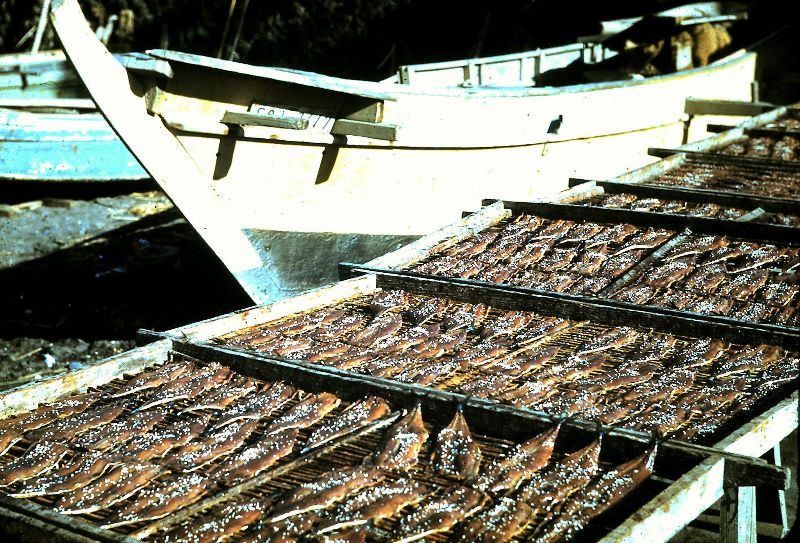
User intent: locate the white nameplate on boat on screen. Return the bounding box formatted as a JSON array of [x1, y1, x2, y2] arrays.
[[249, 102, 334, 131]]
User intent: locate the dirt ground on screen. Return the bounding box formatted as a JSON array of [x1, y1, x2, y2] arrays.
[[0, 182, 251, 391]]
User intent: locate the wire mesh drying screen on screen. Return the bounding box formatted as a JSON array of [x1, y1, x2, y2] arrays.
[[217, 288, 799, 445], [0, 352, 676, 543]]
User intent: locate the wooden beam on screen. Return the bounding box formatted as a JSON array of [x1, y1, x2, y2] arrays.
[[684, 98, 775, 117], [331, 119, 398, 141], [720, 481, 757, 543], [221, 110, 308, 130]]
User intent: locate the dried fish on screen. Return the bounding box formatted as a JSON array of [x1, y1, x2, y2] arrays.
[[117, 414, 210, 462], [263, 392, 341, 435], [532, 445, 657, 543], [55, 462, 162, 515], [74, 409, 165, 451], [135, 363, 232, 411], [711, 345, 782, 379], [269, 467, 385, 523], [458, 373, 516, 399], [0, 441, 70, 486], [170, 419, 258, 472], [450, 339, 513, 369], [392, 486, 488, 543], [476, 424, 560, 493], [371, 404, 429, 472], [513, 317, 571, 344], [214, 382, 296, 429], [112, 360, 195, 397], [182, 374, 259, 412], [500, 379, 554, 408], [625, 334, 677, 364], [453, 496, 533, 543], [238, 513, 318, 543], [667, 339, 725, 370], [393, 357, 461, 386], [316, 479, 428, 534], [348, 313, 403, 347], [26, 403, 127, 443], [643, 257, 696, 289], [719, 269, 771, 300], [442, 303, 490, 332], [10, 450, 113, 498], [406, 296, 451, 325], [665, 235, 728, 261], [432, 408, 482, 481], [102, 472, 210, 528], [369, 290, 408, 317], [163, 498, 268, 543], [214, 428, 299, 483], [303, 396, 391, 452], [482, 346, 560, 376]]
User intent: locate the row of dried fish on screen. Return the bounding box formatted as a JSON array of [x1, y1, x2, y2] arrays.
[[591, 192, 748, 220], [0, 361, 401, 530], [406, 213, 674, 295], [646, 161, 800, 199], [613, 236, 800, 325], [718, 135, 800, 161], [220, 289, 798, 442], [157, 406, 656, 543]]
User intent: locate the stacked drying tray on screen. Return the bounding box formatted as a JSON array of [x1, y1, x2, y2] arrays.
[[149, 106, 798, 541], [0, 339, 788, 543]]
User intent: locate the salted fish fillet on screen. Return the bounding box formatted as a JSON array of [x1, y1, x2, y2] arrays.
[[135, 363, 232, 411], [74, 409, 165, 451], [213, 428, 299, 483], [371, 404, 429, 472], [181, 374, 259, 412], [55, 462, 162, 515], [268, 467, 385, 523], [117, 413, 211, 462], [453, 496, 533, 543], [315, 478, 429, 534], [391, 485, 488, 543], [238, 513, 318, 543], [263, 392, 341, 435], [10, 450, 114, 497], [475, 424, 560, 493], [303, 396, 391, 452], [213, 381, 296, 429], [431, 408, 482, 482], [112, 360, 195, 397], [101, 472, 211, 528], [0, 441, 70, 486], [163, 497, 269, 543], [170, 418, 258, 472]]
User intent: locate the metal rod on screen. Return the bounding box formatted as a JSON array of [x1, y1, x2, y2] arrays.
[[31, 0, 52, 53], [216, 0, 237, 59]]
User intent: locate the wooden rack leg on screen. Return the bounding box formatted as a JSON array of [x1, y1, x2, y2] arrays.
[[720, 482, 757, 543]]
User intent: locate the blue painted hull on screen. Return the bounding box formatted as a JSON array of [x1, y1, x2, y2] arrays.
[[0, 108, 148, 182]]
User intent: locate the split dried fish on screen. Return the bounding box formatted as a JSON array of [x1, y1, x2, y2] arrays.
[[10, 450, 113, 498], [214, 428, 299, 483], [112, 360, 195, 397], [476, 424, 560, 493], [392, 485, 488, 543], [74, 409, 165, 451], [0, 441, 70, 486], [214, 382, 296, 429], [263, 392, 341, 435], [371, 404, 429, 472], [163, 498, 268, 543], [135, 363, 232, 411], [55, 462, 162, 515], [26, 403, 128, 443], [117, 414, 211, 462], [170, 419, 258, 472], [182, 374, 259, 412], [431, 408, 482, 482], [303, 396, 391, 452]]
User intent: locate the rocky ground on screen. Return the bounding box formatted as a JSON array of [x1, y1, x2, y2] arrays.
[[0, 183, 251, 390]]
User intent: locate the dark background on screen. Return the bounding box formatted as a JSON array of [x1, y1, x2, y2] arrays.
[[1, 0, 793, 80]]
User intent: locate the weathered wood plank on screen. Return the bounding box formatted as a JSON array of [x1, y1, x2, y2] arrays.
[[221, 110, 309, 130], [0, 340, 171, 420], [684, 99, 775, 117], [720, 482, 757, 543], [330, 118, 399, 141]]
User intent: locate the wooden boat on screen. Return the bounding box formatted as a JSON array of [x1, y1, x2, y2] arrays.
[[0, 106, 148, 182], [0, 50, 84, 100], [50, 0, 774, 303]]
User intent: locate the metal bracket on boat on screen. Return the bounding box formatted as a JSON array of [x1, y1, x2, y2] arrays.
[[221, 110, 309, 130]]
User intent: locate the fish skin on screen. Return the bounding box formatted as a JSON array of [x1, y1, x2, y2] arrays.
[[315, 478, 428, 534], [318, 529, 366, 543], [453, 496, 534, 543], [482, 345, 560, 376], [182, 374, 259, 413], [441, 303, 491, 333], [369, 289, 408, 317], [213, 428, 299, 483], [74, 409, 166, 451], [475, 424, 560, 493], [162, 497, 269, 543], [392, 486, 488, 543], [101, 472, 211, 528], [0, 441, 70, 486], [214, 382, 296, 429], [55, 462, 162, 515], [268, 467, 385, 523], [432, 408, 482, 482], [532, 444, 657, 543], [303, 396, 391, 452], [169, 418, 258, 472], [348, 313, 404, 347], [458, 373, 516, 399], [135, 363, 232, 411], [407, 296, 451, 325], [513, 317, 571, 344], [117, 414, 211, 462], [112, 360, 195, 398], [25, 403, 128, 443], [10, 450, 114, 498], [371, 404, 429, 472], [263, 392, 341, 435], [667, 339, 725, 370], [575, 327, 639, 355], [238, 513, 318, 543], [393, 357, 462, 386]]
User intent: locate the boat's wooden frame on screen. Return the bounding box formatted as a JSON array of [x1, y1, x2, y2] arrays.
[[49, 0, 777, 304]]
